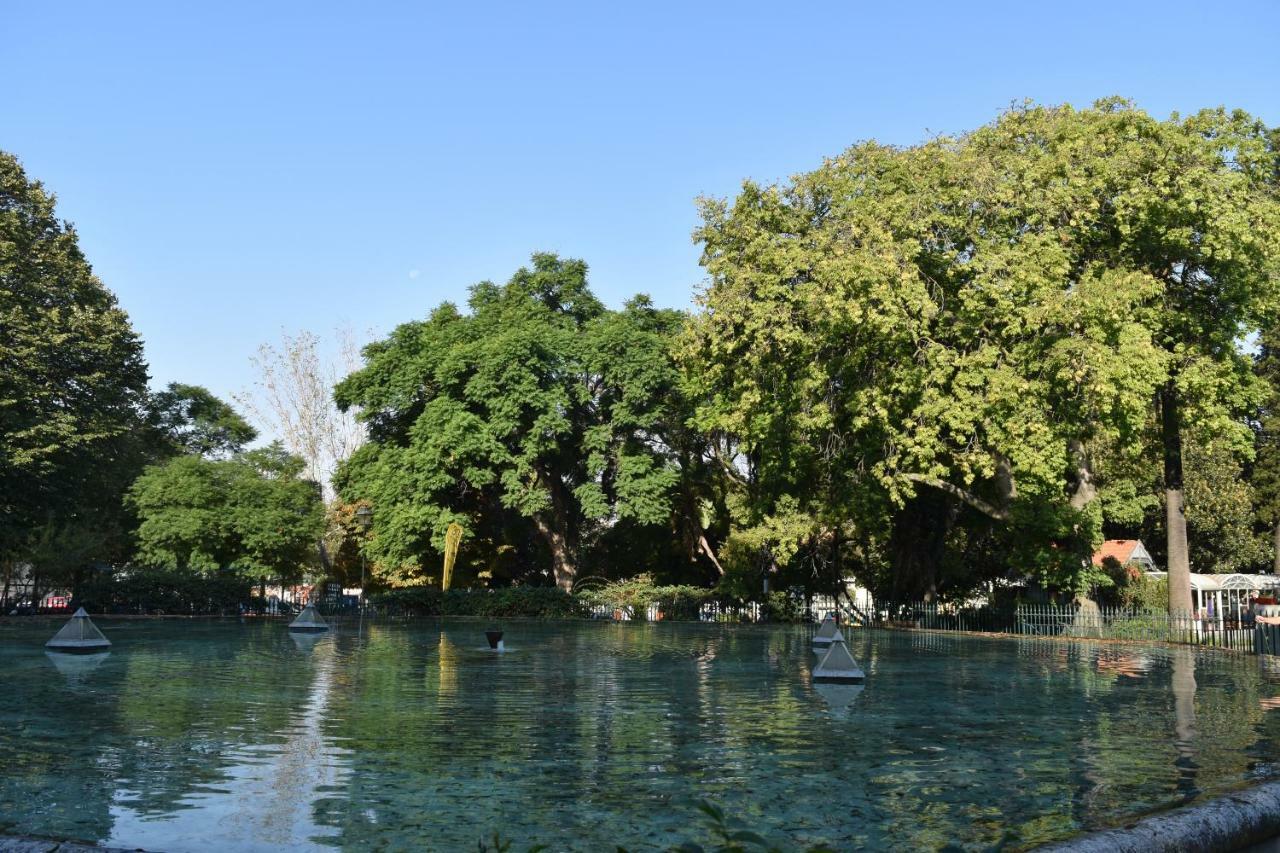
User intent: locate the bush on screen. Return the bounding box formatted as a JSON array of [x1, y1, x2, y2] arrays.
[[576, 574, 714, 620], [371, 586, 587, 619], [759, 591, 806, 623], [78, 566, 253, 615]]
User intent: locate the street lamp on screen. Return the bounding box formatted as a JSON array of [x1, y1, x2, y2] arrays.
[[355, 505, 373, 614]]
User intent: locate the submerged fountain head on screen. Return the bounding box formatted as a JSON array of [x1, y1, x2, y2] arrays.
[[46, 607, 111, 653], [289, 603, 330, 633], [485, 629, 504, 651]]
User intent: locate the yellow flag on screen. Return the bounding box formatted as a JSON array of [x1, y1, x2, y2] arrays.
[[442, 523, 463, 590]]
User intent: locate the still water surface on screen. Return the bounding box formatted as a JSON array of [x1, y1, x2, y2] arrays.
[[2, 619, 1280, 850]]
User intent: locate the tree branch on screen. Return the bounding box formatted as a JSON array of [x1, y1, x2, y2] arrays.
[[698, 533, 726, 576], [903, 473, 1010, 521]]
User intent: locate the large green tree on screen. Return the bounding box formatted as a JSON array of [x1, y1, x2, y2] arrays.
[[689, 100, 1280, 606], [128, 443, 324, 587], [0, 150, 150, 588], [334, 254, 705, 590]]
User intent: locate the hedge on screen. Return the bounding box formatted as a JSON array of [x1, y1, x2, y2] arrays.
[[371, 587, 588, 619], [77, 566, 253, 615]]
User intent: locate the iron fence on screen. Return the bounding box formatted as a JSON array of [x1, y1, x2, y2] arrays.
[[587, 600, 767, 622], [867, 600, 1261, 653]]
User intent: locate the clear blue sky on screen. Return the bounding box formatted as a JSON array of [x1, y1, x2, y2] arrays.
[[4, 1, 1279, 416]]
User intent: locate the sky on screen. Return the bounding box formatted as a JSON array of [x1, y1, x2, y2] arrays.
[[4, 0, 1279, 428]]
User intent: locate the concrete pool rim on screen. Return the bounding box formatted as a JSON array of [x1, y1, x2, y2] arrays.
[[1036, 777, 1280, 852], [5, 779, 1280, 851]]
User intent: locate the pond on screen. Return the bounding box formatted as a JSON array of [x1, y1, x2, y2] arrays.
[[2, 618, 1280, 850]]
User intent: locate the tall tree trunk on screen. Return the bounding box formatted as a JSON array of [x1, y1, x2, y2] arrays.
[[889, 490, 956, 602], [1067, 440, 1102, 632], [533, 514, 576, 591], [1068, 440, 1097, 512], [534, 466, 577, 591], [1272, 521, 1280, 575], [1162, 382, 1193, 614]]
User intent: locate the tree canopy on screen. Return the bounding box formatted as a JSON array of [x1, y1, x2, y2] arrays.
[[150, 382, 258, 458], [0, 151, 150, 571], [335, 254, 706, 590], [687, 99, 1280, 606], [129, 443, 324, 584], [4, 101, 1279, 611]]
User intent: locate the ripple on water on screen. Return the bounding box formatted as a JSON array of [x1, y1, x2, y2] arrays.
[[2, 621, 1280, 850]]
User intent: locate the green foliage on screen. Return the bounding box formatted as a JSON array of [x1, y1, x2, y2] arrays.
[[576, 574, 714, 620], [149, 382, 257, 458], [1095, 557, 1168, 611], [370, 586, 587, 619], [1118, 573, 1170, 614], [1183, 438, 1267, 572], [1253, 330, 1280, 561], [4, 100, 1280, 608], [128, 442, 324, 583], [758, 591, 807, 623], [77, 565, 252, 614], [687, 98, 1280, 598], [0, 150, 150, 567], [335, 254, 703, 590]]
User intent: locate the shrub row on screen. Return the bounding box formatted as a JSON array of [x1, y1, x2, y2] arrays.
[[371, 587, 588, 619], [576, 575, 714, 620], [71, 570, 814, 622], [78, 566, 253, 615]]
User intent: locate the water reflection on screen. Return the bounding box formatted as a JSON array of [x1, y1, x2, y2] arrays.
[[45, 650, 111, 686], [2, 621, 1280, 851], [1172, 646, 1199, 798], [105, 634, 349, 851], [813, 682, 865, 717]]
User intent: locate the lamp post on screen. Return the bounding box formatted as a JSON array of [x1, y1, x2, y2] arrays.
[[355, 505, 373, 617]]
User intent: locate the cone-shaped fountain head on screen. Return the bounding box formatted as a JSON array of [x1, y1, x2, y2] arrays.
[[288, 603, 329, 633], [812, 614, 839, 649], [814, 627, 846, 654], [813, 635, 865, 683], [485, 630, 504, 650], [46, 607, 111, 653]]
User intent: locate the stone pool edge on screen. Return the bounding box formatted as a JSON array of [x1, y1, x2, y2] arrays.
[[1038, 778, 1280, 852], [0, 836, 141, 852], [6, 779, 1280, 853]]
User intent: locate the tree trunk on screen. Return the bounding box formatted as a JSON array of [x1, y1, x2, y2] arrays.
[[1067, 440, 1097, 512], [533, 514, 576, 591], [1162, 382, 1193, 614], [533, 466, 577, 591], [1272, 521, 1280, 575], [889, 490, 956, 602], [1066, 441, 1105, 630]]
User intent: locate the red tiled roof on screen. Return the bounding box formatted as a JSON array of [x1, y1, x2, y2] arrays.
[[1092, 539, 1140, 567]]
